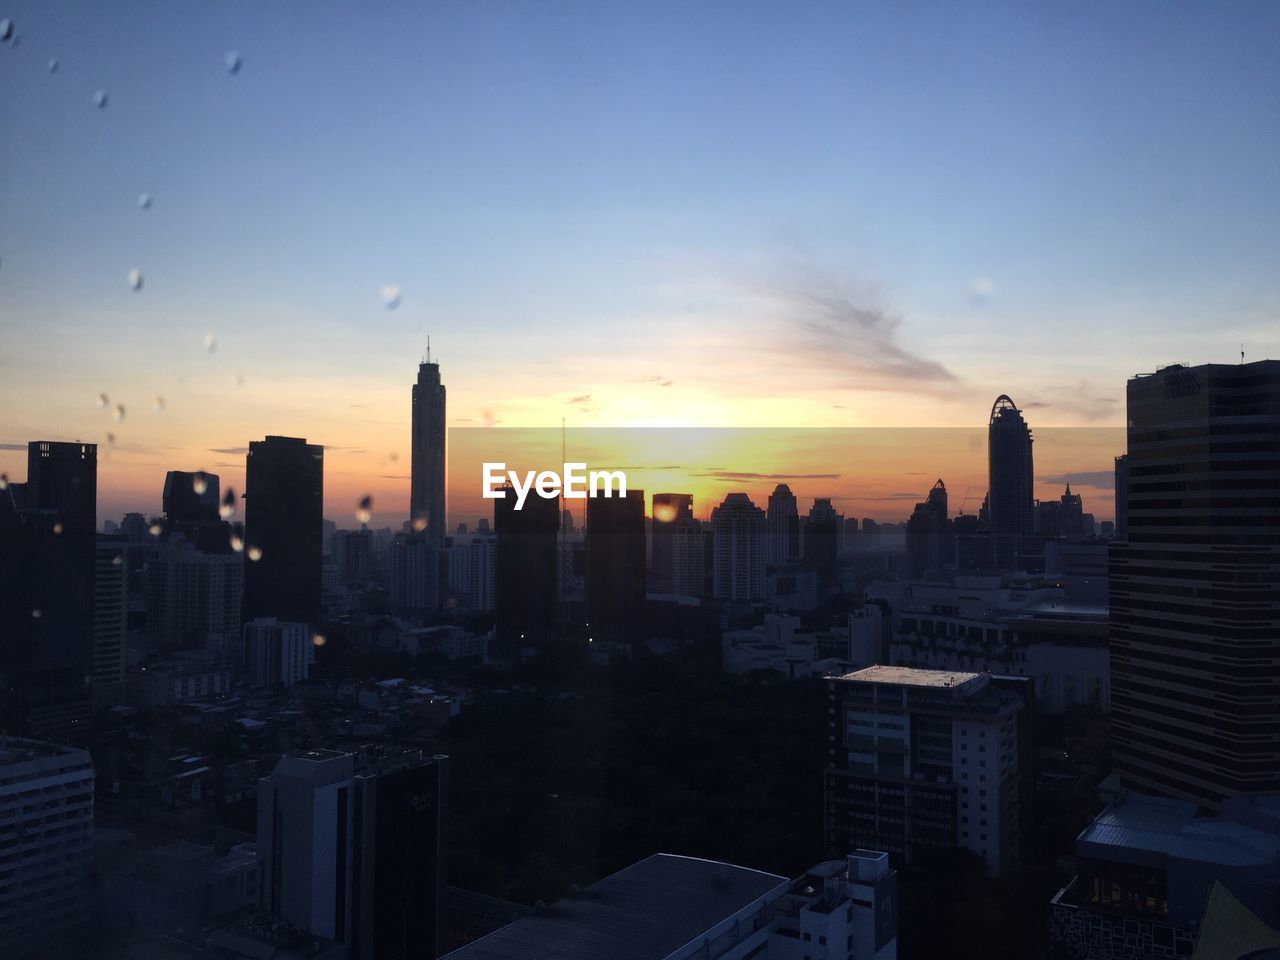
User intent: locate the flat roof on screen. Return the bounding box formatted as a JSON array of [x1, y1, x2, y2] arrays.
[[837, 665, 983, 688], [441, 854, 788, 960], [1079, 794, 1280, 868]]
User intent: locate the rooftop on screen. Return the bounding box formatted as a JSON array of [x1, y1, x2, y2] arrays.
[[836, 665, 983, 688], [441, 853, 788, 960], [1079, 794, 1280, 868]]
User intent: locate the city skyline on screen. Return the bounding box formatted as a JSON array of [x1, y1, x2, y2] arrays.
[[3, 2, 1280, 520]]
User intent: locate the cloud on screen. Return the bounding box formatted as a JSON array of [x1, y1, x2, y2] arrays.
[[635, 376, 674, 387], [1019, 385, 1119, 422], [568, 394, 592, 405], [757, 278, 959, 393], [0, 442, 26, 451], [1041, 470, 1115, 488], [692, 470, 842, 482], [209, 446, 248, 455], [969, 276, 996, 301]]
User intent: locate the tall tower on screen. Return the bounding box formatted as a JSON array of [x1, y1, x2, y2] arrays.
[[765, 483, 800, 565], [711, 492, 766, 603], [1110, 360, 1280, 809], [987, 395, 1034, 570], [411, 358, 446, 541], [243, 436, 324, 626]]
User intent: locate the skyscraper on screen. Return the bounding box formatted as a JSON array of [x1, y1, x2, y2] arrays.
[[987, 395, 1034, 570], [586, 489, 647, 640], [650, 493, 694, 594], [411, 359, 447, 542], [1114, 454, 1129, 540], [711, 492, 766, 603], [258, 747, 449, 959], [0, 441, 96, 739], [92, 535, 128, 705], [1110, 360, 1280, 809], [905, 479, 952, 578], [494, 486, 559, 652], [243, 436, 324, 626], [766, 483, 800, 566], [803, 497, 841, 594]]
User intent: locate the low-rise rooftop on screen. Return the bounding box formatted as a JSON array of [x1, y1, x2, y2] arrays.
[[836, 665, 983, 688]]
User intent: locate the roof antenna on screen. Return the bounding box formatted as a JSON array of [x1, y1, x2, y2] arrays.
[[427, 335, 431, 364], [1241, 344, 1245, 365]]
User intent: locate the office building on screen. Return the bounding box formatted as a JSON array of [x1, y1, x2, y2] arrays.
[[145, 537, 244, 649], [332, 528, 372, 586], [711, 492, 766, 603], [0, 737, 95, 959], [92, 535, 129, 704], [243, 436, 324, 625], [411, 359, 447, 542], [769, 851, 898, 960], [258, 747, 449, 959], [245, 618, 313, 688], [1111, 360, 1280, 810], [650, 493, 694, 594], [804, 498, 841, 594], [766, 483, 801, 566], [905, 479, 952, 578], [0, 441, 96, 739], [988, 395, 1034, 570], [494, 486, 559, 651], [127, 655, 232, 707], [824, 665, 1033, 875], [389, 532, 440, 611], [1114, 454, 1129, 540], [1051, 793, 1280, 960], [586, 488, 646, 640]]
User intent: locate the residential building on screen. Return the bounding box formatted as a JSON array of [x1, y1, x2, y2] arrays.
[[712, 492, 766, 603], [245, 618, 314, 688]]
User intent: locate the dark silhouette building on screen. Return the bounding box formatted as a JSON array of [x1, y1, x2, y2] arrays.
[[766, 483, 800, 566], [1114, 454, 1129, 540], [411, 359, 446, 542], [650, 493, 693, 594], [906, 479, 952, 578], [162, 470, 219, 525], [0, 441, 96, 739], [258, 747, 449, 959], [988, 395, 1034, 570], [494, 486, 559, 652], [586, 489, 646, 641], [1110, 360, 1280, 810], [243, 436, 323, 626], [803, 497, 841, 594]]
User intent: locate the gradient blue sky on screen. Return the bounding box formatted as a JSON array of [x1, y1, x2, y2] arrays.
[[2, 1, 1278, 521]]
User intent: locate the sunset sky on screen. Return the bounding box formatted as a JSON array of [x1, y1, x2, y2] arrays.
[[2, 1, 1277, 526]]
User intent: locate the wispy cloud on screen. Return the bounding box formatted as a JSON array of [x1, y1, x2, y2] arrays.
[[1041, 470, 1115, 488], [568, 394, 592, 405], [692, 469, 841, 482], [0, 443, 26, 451], [755, 277, 959, 393], [209, 446, 248, 455], [1021, 384, 1119, 422]]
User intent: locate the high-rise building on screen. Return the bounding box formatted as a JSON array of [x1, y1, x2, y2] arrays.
[[494, 486, 559, 652], [92, 535, 129, 705], [766, 483, 800, 566], [905, 479, 952, 578], [0, 737, 95, 959], [243, 436, 324, 626], [258, 747, 449, 959], [586, 489, 647, 640], [803, 497, 841, 593], [411, 359, 447, 542], [145, 538, 243, 648], [711, 493, 766, 603], [389, 533, 440, 612], [245, 618, 313, 688], [1113, 454, 1129, 540], [0, 441, 96, 739], [1110, 360, 1280, 809], [162, 469, 219, 525], [987, 395, 1034, 570], [824, 666, 1033, 875], [650, 493, 694, 594]]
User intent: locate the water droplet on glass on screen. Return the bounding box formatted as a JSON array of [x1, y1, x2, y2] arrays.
[[48, 57, 58, 73], [0, 19, 13, 42], [111, 553, 125, 566], [0, 473, 8, 491], [94, 89, 108, 109], [312, 633, 326, 647], [247, 545, 263, 562], [411, 517, 427, 532], [128, 269, 143, 291], [203, 333, 218, 353], [31, 608, 42, 620], [356, 495, 373, 524], [387, 452, 399, 465], [224, 50, 241, 74], [219, 487, 236, 519], [53, 522, 63, 535], [113, 403, 127, 423], [98, 392, 110, 410], [105, 432, 116, 446], [192, 475, 208, 495], [229, 525, 244, 553], [153, 396, 165, 412], [381, 285, 402, 310], [235, 372, 245, 387], [138, 193, 152, 210]]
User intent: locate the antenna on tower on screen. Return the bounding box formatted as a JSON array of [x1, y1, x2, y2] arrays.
[[1241, 344, 1245, 365], [427, 335, 431, 364]]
